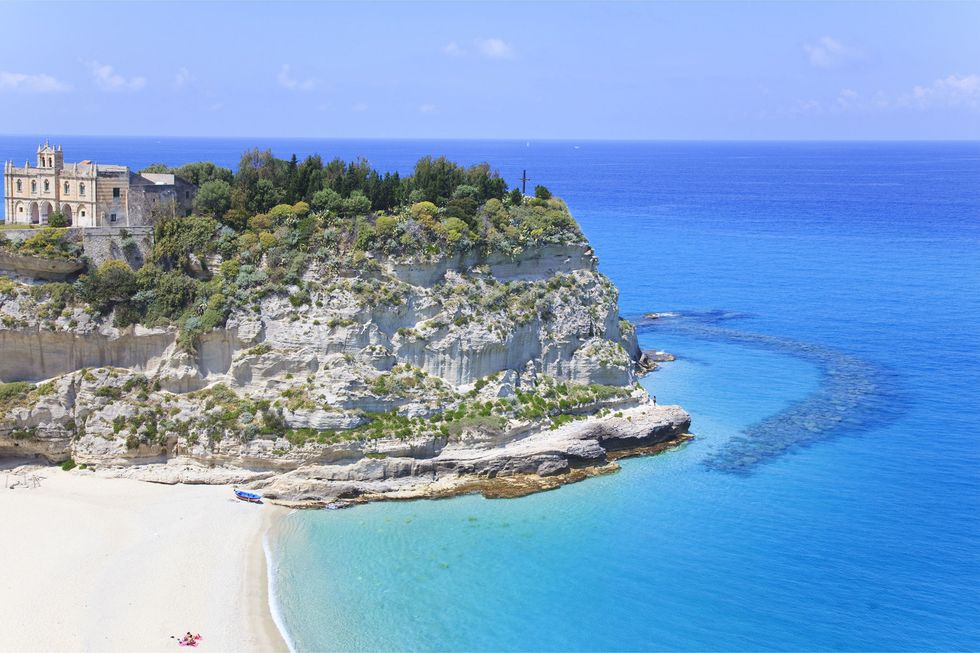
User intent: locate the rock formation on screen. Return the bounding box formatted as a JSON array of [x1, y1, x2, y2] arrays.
[[0, 210, 690, 505]]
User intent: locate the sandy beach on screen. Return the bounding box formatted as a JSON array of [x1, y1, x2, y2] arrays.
[[0, 465, 287, 653]]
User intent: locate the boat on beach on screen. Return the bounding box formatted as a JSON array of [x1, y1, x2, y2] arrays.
[[233, 489, 263, 503]]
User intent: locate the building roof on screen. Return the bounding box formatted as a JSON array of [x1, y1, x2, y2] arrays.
[[140, 173, 176, 185], [96, 164, 129, 174]]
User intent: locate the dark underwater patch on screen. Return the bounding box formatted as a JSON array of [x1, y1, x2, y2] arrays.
[[633, 312, 903, 475]]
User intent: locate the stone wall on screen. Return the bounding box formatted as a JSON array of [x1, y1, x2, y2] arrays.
[[79, 226, 153, 268], [1, 226, 154, 269]]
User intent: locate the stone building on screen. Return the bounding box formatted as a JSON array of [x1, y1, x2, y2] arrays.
[[3, 142, 196, 227]]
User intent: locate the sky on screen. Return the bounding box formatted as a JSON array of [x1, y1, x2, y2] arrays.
[[1, 1, 978, 140]]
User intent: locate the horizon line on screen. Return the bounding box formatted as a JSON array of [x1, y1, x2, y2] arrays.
[[1, 134, 978, 144]]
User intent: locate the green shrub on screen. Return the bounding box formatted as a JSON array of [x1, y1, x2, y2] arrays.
[[60, 458, 77, 471], [47, 211, 69, 228], [0, 381, 33, 404]]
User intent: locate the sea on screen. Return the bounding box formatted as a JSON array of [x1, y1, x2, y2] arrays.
[[2, 138, 978, 651]]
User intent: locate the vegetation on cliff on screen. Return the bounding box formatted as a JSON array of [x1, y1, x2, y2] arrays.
[[27, 151, 578, 351], [0, 228, 83, 261], [0, 150, 655, 467]]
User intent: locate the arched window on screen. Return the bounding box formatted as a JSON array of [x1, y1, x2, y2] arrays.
[[44, 180, 49, 192], [64, 181, 70, 194], [80, 182, 86, 196], [31, 180, 37, 193], [16, 180, 22, 192]]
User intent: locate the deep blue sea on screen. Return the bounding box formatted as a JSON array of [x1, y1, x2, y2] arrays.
[[3, 138, 978, 651]]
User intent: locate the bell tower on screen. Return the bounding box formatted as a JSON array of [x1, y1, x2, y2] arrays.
[[36, 140, 63, 170]]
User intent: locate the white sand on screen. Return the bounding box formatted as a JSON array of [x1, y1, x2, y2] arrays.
[[0, 467, 287, 652]]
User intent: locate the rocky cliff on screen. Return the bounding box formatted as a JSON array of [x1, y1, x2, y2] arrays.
[[0, 215, 689, 505]]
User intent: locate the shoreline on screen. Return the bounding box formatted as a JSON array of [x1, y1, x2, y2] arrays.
[[0, 467, 289, 652], [254, 508, 291, 653], [262, 511, 296, 653]]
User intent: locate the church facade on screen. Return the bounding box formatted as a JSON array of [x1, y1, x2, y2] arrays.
[[3, 142, 196, 227]]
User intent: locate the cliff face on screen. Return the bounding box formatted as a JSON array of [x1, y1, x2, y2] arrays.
[[0, 241, 688, 504]]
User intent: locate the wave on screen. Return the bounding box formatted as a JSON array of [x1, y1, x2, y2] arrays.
[[633, 311, 903, 474]]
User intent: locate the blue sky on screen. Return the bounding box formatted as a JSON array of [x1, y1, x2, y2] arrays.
[[1, 1, 978, 139]]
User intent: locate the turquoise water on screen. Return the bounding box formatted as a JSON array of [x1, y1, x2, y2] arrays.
[[2, 138, 977, 650]]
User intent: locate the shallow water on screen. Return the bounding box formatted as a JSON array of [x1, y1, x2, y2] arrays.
[[265, 141, 980, 652], [3, 138, 977, 650]]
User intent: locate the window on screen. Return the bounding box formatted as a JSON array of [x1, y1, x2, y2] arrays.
[[44, 180, 49, 192], [110, 213, 117, 223], [16, 180, 22, 192], [64, 182, 70, 194], [112, 187, 120, 199], [80, 183, 86, 196], [31, 180, 37, 193], [18, 207, 23, 213], [80, 211, 86, 218]]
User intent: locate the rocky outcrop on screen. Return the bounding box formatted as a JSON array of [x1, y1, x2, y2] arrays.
[[105, 402, 691, 505], [0, 239, 691, 503], [0, 251, 84, 281]]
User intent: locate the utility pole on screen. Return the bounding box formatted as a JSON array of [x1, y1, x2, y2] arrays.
[[519, 170, 531, 195]]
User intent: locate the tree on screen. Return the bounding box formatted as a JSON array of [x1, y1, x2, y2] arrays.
[[285, 153, 300, 203], [412, 156, 465, 204], [193, 180, 232, 218], [297, 155, 324, 200], [250, 179, 284, 214], [465, 163, 507, 201], [153, 216, 221, 267], [221, 208, 249, 231], [149, 270, 198, 321], [79, 260, 137, 312], [311, 188, 343, 213], [534, 185, 552, 200], [174, 162, 233, 187], [508, 188, 523, 205], [47, 211, 69, 228], [140, 163, 173, 174], [452, 185, 480, 201], [340, 191, 372, 217]]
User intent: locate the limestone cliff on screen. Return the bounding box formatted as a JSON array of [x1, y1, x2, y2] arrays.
[[0, 217, 689, 504]]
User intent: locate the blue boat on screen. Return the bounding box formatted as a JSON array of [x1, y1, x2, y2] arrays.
[[234, 488, 263, 503]]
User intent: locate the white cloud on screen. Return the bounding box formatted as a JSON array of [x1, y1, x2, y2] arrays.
[[0, 71, 70, 93], [418, 103, 437, 114], [88, 61, 146, 91], [907, 73, 980, 109], [475, 38, 515, 60], [174, 67, 192, 88], [794, 99, 823, 115], [803, 37, 861, 69], [351, 102, 369, 113], [278, 64, 315, 91], [442, 42, 464, 56], [836, 88, 858, 109], [793, 73, 980, 116]]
